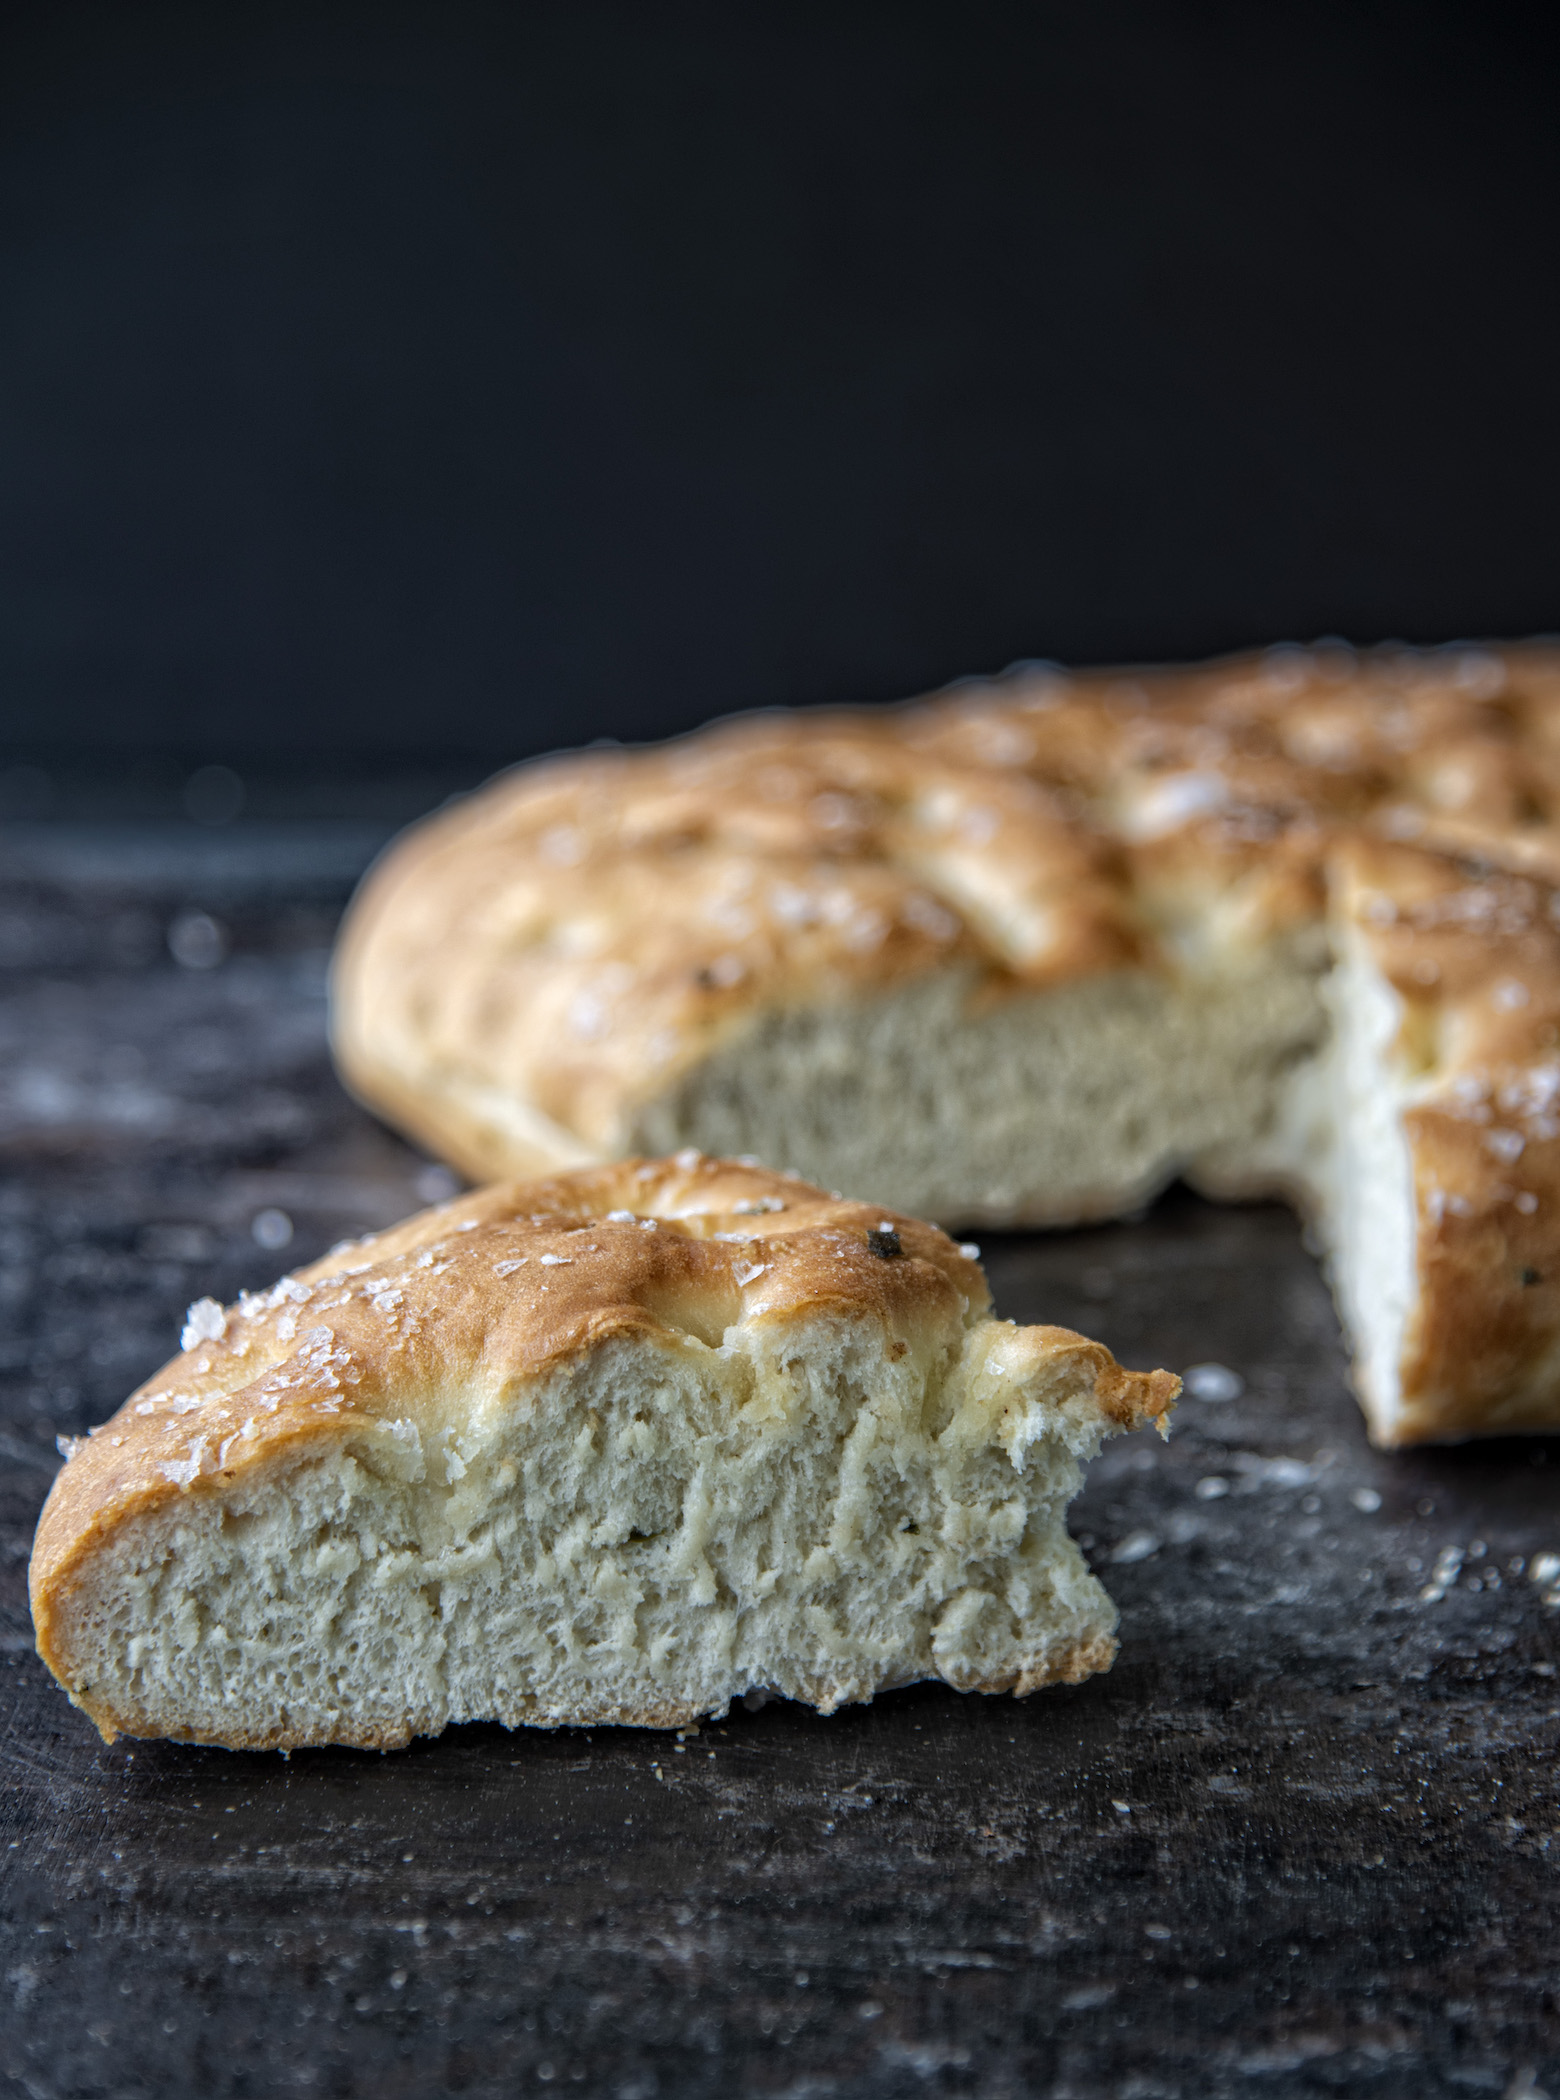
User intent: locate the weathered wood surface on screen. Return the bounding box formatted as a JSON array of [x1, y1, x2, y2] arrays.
[[2, 819, 1558, 2099]]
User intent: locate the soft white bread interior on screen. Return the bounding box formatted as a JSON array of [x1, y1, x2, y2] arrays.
[[1302, 842, 1560, 1445], [30, 1156, 1175, 1751], [631, 946, 1329, 1226], [330, 643, 1560, 1445]]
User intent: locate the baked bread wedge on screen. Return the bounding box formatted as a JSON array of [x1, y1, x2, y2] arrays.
[[30, 1156, 1175, 1751], [330, 642, 1560, 1444]]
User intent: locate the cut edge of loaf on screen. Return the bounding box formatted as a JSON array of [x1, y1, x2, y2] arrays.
[[31, 1155, 1176, 1752], [36, 1317, 1165, 1752], [336, 945, 1334, 1228]]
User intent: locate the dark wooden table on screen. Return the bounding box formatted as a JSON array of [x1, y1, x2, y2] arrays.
[[3, 817, 1559, 2099]]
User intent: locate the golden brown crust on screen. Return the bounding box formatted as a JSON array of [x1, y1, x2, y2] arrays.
[[30, 1157, 985, 1636], [335, 643, 1560, 1173], [1330, 839, 1560, 1442], [331, 641, 1560, 1444], [31, 1155, 1176, 1730]]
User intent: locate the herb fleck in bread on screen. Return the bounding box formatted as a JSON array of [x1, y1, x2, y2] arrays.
[[30, 1156, 1174, 1751]]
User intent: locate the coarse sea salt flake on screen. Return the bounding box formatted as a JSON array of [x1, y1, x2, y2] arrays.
[[181, 1297, 227, 1351], [493, 1259, 528, 1276], [1128, 770, 1228, 841], [733, 1261, 770, 1287], [538, 1253, 572, 1266], [161, 1436, 210, 1489]]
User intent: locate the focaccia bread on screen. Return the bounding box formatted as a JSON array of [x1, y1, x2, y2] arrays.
[[331, 642, 1560, 1445], [30, 1155, 1174, 1751]]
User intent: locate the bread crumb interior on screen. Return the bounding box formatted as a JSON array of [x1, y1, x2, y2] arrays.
[[53, 1314, 1122, 1749]]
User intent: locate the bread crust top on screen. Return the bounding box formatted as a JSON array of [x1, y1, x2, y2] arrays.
[[1331, 838, 1560, 1440], [30, 1156, 1177, 1647], [331, 643, 1560, 1177]]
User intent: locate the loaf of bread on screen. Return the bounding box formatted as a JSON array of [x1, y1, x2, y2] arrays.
[[30, 1156, 1174, 1751], [332, 643, 1560, 1446]]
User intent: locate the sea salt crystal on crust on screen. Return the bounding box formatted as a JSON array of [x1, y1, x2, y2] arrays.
[[181, 1298, 226, 1351], [1127, 770, 1228, 842], [769, 882, 819, 929], [161, 1436, 210, 1489]]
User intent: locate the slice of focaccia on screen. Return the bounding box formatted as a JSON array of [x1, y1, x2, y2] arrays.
[[1310, 840, 1560, 1445], [30, 1156, 1175, 1751], [329, 643, 1560, 1446]]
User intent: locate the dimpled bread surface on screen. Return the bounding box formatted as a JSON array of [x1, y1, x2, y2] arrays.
[[30, 1155, 1175, 1751], [331, 642, 1560, 1444]]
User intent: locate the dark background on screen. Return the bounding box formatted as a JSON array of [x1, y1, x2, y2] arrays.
[[8, 17, 1560, 2092], [2, 0, 1559, 786]]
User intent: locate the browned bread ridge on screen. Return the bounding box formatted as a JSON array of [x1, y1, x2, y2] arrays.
[[331, 642, 1560, 1445], [31, 1156, 1175, 1751]]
